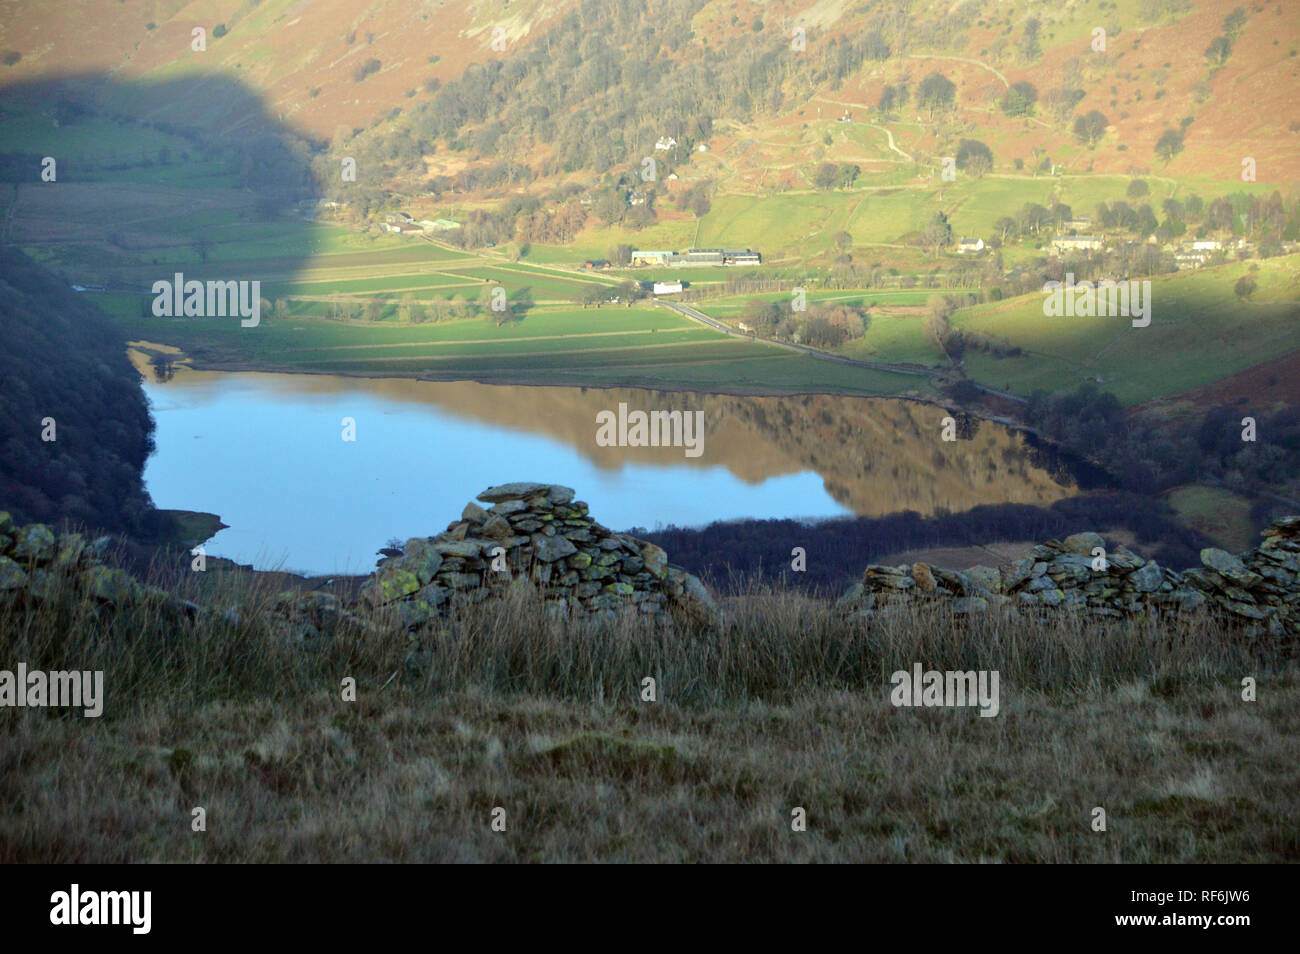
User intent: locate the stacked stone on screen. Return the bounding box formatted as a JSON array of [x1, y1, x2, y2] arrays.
[[838, 560, 1007, 619], [0, 511, 195, 622], [998, 531, 1205, 618], [837, 519, 1300, 643], [1183, 516, 1300, 639], [358, 482, 720, 631], [836, 530, 1206, 623]]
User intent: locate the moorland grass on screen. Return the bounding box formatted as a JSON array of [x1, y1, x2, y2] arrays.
[[1, 555, 1295, 863]]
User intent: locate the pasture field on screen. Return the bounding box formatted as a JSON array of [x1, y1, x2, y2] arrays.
[[697, 191, 858, 254], [694, 289, 949, 367], [263, 273, 480, 297], [442, 264, 612, 300], [517, 220, 699, 263], [698, 289, 940, 313], [106, 296, 936, 396], [627, 173, 1289, 262], [843, 189, 935, 244], [837, 316, 946, 367], [1163, 485, 1257, 552], [16, 100, 1294, 410], [950, 255, 1300, 404], [0, 102, 236, 187]]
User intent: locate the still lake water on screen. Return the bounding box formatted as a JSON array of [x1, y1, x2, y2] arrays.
[[139, 364, 1081, 575]]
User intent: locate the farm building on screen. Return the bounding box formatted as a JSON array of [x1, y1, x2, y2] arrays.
[[653, 281, 683, 295], [682, 248, 763, 266], [1174, 250, 1210, 269], [631, 250, 675, 265], [1050, 235, 1104, 255], [655, 136, 677, 151], [634, 248, 760, 267], [957, 237, 985, 254]]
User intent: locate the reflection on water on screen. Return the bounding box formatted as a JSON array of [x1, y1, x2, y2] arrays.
[[137, 360, 1079, 575]]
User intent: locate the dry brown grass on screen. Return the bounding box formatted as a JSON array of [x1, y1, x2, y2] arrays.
[[1, 565, 1297, 863]]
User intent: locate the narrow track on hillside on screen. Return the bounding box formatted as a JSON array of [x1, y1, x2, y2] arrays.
[[908, 53, 1009, 88]]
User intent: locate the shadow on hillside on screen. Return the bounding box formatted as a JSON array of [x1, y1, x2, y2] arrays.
[[0, 72, 321, 290], [0, 72, 322, 535]]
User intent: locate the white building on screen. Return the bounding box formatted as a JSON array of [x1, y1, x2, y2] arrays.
[[654, 136, 677, 151], [653, 281, 683, 295], [1050, 235, 1105, 255]]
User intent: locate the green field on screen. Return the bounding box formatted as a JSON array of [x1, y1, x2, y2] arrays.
[[950, 256, 1300, 404], [658, 174, 1288, 261], [1164, 485, 1257, 552], [263, 273, 480, 296], [442, 265, 613, 300], [0, 102, 236, 187], [109, 298, 937, 396], [694, 288, 950, 367], [14, 98, 1295, 407], [699, 289, 938, 313]]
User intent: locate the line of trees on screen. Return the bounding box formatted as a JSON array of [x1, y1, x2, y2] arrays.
[[1026, 383, 1300, 504], [738, 298, 868, 348]]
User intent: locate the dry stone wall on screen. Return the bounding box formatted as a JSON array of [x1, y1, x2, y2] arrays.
[[0, 483, 723, 641], [357, 482, 722, 632], [0, 511, 197, 626], [837, 516, 1300, 643]]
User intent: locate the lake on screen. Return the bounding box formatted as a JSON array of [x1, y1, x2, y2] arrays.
[[137, 360, 1082, 575]]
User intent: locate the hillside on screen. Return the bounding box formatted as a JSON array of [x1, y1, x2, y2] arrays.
[[4, 0, 1293, 181], [1, 0, 1296, 543], [0, 248, 158, 533], [1, 0, 1299, 876], [0, 0, 565, 141]]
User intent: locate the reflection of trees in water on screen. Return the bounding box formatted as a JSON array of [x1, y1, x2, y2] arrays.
[[1022, 431, 1113, 490], [955, 412, 979, 441], [150, 353, 177, 383], [699, 391, 1091, 511]]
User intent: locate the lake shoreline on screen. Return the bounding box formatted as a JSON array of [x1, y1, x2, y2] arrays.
[[131, 344, 1099, 575], [128, 339, 1035, 428]]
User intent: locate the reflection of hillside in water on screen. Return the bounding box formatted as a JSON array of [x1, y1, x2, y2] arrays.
[[140, 358, 1077, 518]]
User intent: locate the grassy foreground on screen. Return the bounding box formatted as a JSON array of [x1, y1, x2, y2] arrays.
[[1, 563, 1296, 863]]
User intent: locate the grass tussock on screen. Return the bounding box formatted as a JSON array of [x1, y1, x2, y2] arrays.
[[1, 558, 1297, 863]]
